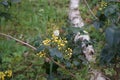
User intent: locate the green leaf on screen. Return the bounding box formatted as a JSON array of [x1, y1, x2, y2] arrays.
[[37, 45, 45, 52], [93, 21, 104, 29], [49, 48, 56, 57], [1, 1, 9, 7], [73, 46, 82, 55], [100, 45, 116, 65], [104, 5, 117, 17], [105, 27, 120, 46], [93, 21, 100, 29], [73, 60, 80, 66], [49, 48, 63, 58], [65, 62, 71, 68]]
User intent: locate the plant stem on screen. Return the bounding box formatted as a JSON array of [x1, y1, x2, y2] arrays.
[[50, 61, 53, 77], [83, 0, 98, 20]]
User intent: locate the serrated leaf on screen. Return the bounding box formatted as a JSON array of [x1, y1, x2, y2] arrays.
[[104, 5, 118, 17], [106, 51, 115, 63], [1, 1, 9, 6], [73, 60, 79, 66], [100, 45, 116, 65], [56, 52, 63, 58], [105, 27, 120, 46], [65, 62, 71, 68], [49, 48, 63, 58], [73, 46, 82, 55], [34, 41, 40, 47], [37, 45, 45, 52], [93, 21, 101, 29], [49, 48, 56, 57], [104, 8, 114, 17]]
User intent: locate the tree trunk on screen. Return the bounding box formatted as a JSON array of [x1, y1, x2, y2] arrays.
[[68, 0, 109, 80], [69, 0, 84, 27], [69, 0, 94, 62]]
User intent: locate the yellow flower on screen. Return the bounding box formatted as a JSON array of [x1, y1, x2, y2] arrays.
[[54, 39, 58, 42], [64, 48, 73, 59], [65, 48, 72, 53], [52, 34, 58, 39], [36, 51, 46, 57], [52, 34, 59, 43], [68, 48, 72, 53], [57, 40, 61, 44], [0, 72, 5, 80], [60, 43, 65, 47], [5, 70, 12, 77], [99, 1, 107, 10], [43, 39, 51, 46], [64, 40, 67, 43]]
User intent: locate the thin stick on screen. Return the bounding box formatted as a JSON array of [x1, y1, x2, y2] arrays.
[[84, 0, 98, 20], [0, 33, 37, 50], [49, 57, 76, 78], [0, 32, 76, 78]]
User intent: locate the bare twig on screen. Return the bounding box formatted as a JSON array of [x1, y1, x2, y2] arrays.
[[49, 57, 76, 78], [83, 0, 98, 20], [0, 32, 76, 78], [0, 33, 37, 50]]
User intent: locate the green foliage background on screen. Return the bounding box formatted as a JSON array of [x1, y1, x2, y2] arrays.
[[0, 0, 120, 80]]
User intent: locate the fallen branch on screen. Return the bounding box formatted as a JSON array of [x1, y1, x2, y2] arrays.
[[0, 33, 37, 50], [49, 56, 76, 78], [0, 32, 76, 78]]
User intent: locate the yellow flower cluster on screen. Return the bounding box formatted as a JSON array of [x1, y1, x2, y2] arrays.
[[99, 1, 107, 11], [52, 34, 67, 50], [42, 34, 70, 59], [5, 70, 12, 77], [0, 70, 12, 80], [52, 34, 59, 42], [36, 51, 46, 57], [65, 48, 73, 59], [42, 34, 67, 50], [0, 72, 5, 80], [43, 39, 51, 46]]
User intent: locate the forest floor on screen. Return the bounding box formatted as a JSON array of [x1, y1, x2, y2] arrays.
[[0, 0, 112, 80]]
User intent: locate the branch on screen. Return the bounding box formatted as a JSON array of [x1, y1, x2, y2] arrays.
[[0, 33, 37, 50], [83, 0, 98, 20], [0, 32, 76, 78], [49, 57, 76, 78]]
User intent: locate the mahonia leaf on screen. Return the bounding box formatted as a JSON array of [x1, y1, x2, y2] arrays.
[[73, 60, 80, 66], [49, 48, 63, 58]]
